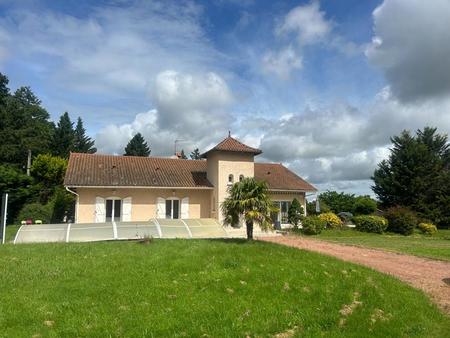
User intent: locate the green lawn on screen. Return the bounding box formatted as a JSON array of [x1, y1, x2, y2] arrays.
[[0, 240, 449, 337], [4, 224, 20, 242], [312, 229, 450, 261]]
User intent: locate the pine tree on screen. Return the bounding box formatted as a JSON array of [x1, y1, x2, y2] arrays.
[[124, 133, 151, 156], [73, 117, 96, 153], [190, 148, 201, 159], [52, 112, 75, 158], [180, 149, 187, 159]]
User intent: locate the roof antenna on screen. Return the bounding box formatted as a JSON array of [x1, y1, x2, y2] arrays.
[[228, 130, 231, 137]]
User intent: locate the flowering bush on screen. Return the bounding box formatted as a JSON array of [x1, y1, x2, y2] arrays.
[[353, 215, 388, 234], [418, 222, 437, 235], [302, 216, 326, 235], [318, 212, 343, 228]]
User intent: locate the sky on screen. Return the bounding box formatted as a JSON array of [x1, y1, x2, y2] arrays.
[[1, 0, 450, 196]]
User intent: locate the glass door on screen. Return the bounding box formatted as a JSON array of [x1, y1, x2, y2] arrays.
[[165, 199, 180, 219], [106, 199, 122, 222]]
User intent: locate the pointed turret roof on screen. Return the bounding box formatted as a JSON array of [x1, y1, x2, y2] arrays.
[[201, 135, 262, 158]]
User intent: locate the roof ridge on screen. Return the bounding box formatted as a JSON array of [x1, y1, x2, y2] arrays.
[[70, 152, 206, 163]]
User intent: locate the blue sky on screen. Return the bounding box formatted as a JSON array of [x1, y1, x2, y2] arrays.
[[1, 0, 450, 196]]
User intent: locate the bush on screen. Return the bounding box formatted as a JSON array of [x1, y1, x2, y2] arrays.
[[318, 212, 343, 229], [353, 196, 377, 215], [384, 207, 418, 235], [17, 203, 53, 224], [353, 215, 388, 234], [288, 198, 304, 228], [302, 216, 326, 235], [418, 222, 437, 235]]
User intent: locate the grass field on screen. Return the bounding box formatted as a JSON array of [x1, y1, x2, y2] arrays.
[[0, 240, 449, 337], [313, 229, 450, 261]]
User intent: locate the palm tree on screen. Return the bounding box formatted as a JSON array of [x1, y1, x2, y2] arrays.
[[221, 177, 276, 240]]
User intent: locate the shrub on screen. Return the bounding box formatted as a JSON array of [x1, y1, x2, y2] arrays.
[[384, 206, 418, 235], [302, 216, 326, 235], [353, 196, 377, 215], [17, 203, 53, 224], [288, 198, 304, 228], [418, 222, 437, 235], [353, 215, 388, 234], [318, 212, 343, 229]]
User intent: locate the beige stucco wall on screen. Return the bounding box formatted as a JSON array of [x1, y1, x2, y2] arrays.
[[76, 187, 212, 223], [206, 152, 255, 222]]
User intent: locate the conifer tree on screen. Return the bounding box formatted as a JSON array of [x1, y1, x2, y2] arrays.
[[124, 133, 151, 156], [190, 148, 201, 159], [52, 112, 75, 158], [73, 117, 96, 153]]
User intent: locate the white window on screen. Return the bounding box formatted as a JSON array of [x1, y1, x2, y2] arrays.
[[165, 198, 180, 219], [106, 198, 122, 222], [228, 174, 234, 185], [239, 174, 244, 182], [271, 201, 291, 224]]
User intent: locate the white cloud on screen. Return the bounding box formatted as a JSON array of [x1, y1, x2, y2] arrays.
[[96, 70, 234, 156], [261, 46, 302, 80], [0, 2, 223, 97], [276, 1, 331, 46], [366, 0, 450, 102]]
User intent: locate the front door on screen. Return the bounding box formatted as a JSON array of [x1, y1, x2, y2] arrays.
[[106, 199, 122, 222], [165, 199, 180, 219]]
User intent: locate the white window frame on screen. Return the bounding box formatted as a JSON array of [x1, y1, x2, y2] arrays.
[[165, 197, 180, 219], [228, 174, 234, 186], [105, 197, 122, 222]]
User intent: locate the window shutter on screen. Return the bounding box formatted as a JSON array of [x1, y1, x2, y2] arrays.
[[181, 197, 189, 219], [122, 197, 132, 222], [95, 197, 106, 223], [156, 197, 166, 218]]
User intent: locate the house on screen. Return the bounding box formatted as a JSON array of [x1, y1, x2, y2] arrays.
[[64, 135, 317, 225]]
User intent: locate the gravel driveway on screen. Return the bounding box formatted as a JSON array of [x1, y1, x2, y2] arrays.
[[260, 235, 450, 315]]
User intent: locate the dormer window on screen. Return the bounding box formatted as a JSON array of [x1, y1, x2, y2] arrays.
[[239, 175, 244, 182], [228, 174, 234, 185]]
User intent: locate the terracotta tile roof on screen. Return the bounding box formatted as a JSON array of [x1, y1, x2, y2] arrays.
[[64, 153, 316, 192], [254, 163, 317, 192], [64, 153, 213, 188], [201, 136, 262, 158]]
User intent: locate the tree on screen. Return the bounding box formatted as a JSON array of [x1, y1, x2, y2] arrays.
[[30, 154, 68, 203], [190, 148, 201, 160], [353, 196, 377, 215], [0, 75, 53, 166], [180, 149, 187, 159], [318, 191, 355, 214], [124, 133, 151, 156], [288, 198, 304, 228], [221, 177, 275, 240], [73, 117, 96, 153], [53, 112, 74, 158], [372, 127, 450, 226], [0, 165, 32, 223]]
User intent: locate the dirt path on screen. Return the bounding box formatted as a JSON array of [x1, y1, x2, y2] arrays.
[[260, 235, 450, 315]]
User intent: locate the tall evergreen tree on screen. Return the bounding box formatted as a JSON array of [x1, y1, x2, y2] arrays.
[[73, 117, 96, 153], [180, 149, 187, 159], [52, 112, 75, 158], [190, 148, 201, 160], [372, 127, 450, 226], [124, 133, 151, 156], [0, 74, 53, 166]]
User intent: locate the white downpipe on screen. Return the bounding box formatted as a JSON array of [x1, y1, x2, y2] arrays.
[[65, 187, 79, 223]]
